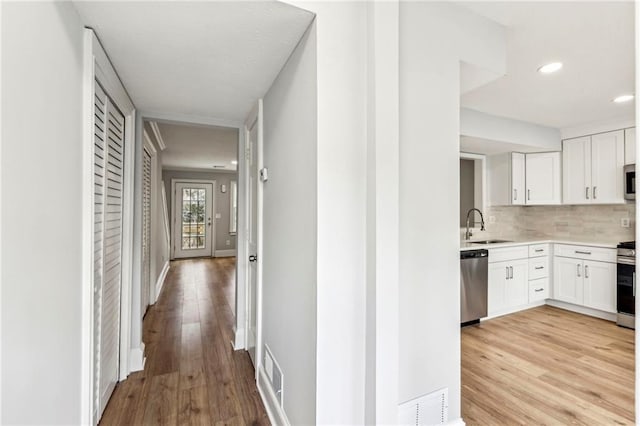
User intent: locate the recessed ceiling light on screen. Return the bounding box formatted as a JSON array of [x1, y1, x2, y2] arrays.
[[537, 62, 563, 74], [613, 94, 634, 103], [231, 160, 238, 165]]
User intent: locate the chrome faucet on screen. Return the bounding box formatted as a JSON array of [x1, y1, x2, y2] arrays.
[[465, 208, 486, 240]]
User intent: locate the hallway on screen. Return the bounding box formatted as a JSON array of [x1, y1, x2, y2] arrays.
[[99, 258, 269, 425]]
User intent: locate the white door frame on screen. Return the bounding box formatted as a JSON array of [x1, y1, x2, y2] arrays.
[[170, 179, 217, 259], [81, 29, 136, 425], [243, 100, 264, 377]]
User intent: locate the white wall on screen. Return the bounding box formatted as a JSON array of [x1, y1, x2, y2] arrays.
[[461, 108, 561, 151], [1, 2, 85, 423], [399, 2, 505, 420], [262, 22, 318, 425], [306, 3, 368, 424]]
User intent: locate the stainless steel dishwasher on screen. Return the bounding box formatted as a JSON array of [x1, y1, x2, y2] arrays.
[[460, 249, 488, 326]]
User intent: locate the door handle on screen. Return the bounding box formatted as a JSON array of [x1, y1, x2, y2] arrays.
[[506, 267, 509, 280], [535, 266, 544, 270], [509, 266, 514, 279], [577, 264, 581, 277], [513, 188, 517, 201], [527, 189, 531, 201], [585, 187, 590, 200], [534, 288, 544, 292], [585, 265, 589, 278], [207, 217, 212, 227], [593, 186, 597, 199], [249, 255, 257, 262]]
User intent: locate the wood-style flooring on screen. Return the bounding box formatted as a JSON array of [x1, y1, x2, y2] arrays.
[[99, 257, 269, 426], [462, 305, 635, 425]]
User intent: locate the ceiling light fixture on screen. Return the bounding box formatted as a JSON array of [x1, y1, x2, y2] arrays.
[[537, 62, 563, 74], [613, 94, 634, 103], [231, 160, 238, 165]]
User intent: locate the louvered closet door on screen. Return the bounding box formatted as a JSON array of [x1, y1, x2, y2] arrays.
[[93, 79, 125, 419], [142, 148, 151, 315]]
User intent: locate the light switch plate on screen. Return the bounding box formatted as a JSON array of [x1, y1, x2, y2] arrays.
[[621, 217, 630, 228], [215, 213, 221, 219]]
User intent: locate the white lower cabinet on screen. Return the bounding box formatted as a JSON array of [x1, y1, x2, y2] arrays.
[[583, 260, 616, 313], [529, 278, 549, 302], [553, 255, 616, 313], [488, 258, 528, 316]]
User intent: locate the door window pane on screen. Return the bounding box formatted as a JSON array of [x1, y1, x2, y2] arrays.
[[181, 186, 207, 250]]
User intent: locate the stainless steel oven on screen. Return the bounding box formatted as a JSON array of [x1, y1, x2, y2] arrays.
[[617, 241, 635, 329], [624, 164, 635, 200]]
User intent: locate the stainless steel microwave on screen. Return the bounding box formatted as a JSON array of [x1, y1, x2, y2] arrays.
[[624, 164, 635, 200]]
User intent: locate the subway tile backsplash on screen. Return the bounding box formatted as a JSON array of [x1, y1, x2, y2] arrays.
[[484, 204, 636, 243]]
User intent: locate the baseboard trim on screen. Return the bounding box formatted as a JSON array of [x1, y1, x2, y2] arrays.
[[448, 417, 466, 425], [545, 299, 616, 322], [233, 326, 245, 350], [155, 261, 170, 301], [215, 249, 237, 257], [257, 365, 290, 426], [129, 343, 145, 372]]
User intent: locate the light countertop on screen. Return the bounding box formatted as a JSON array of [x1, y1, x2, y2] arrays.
[[460, 238, 619, 251]]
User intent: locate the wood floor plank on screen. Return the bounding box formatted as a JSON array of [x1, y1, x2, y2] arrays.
[[99, 258, 268, 425], [462, 305, 635, 425]]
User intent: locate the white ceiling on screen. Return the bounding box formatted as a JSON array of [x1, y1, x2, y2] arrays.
[[73, 1, 314, 123], [149, 121, 238, 172], [460, 1, 635, 129]]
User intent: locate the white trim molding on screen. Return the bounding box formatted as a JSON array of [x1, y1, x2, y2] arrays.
[[215, 249, 237, 257], [233, 326, 245, 350], [257, 365, 291, 426], [148, 121, 167, 151], [129, 343, 146, 372], [155, 261, 170, 303], [447, 418, 467, 426]]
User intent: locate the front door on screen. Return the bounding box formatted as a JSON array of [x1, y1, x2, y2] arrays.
[[173, 182, 214, 258]]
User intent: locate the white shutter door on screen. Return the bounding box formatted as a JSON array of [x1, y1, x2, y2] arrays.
[[93, 81, 107, 423], [93, 78, 125, 420], [142, 148, 152, 315]]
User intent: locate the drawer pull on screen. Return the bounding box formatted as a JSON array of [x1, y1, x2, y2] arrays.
[[534, 266, 544, 270], [534, 249, 544, 252], [534, 288, 544, 292], [575, 250, 592, 255]]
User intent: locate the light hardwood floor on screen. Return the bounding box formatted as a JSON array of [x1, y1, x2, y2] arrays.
[[462, 305, 635, 425], [99, 257, 269, 426]]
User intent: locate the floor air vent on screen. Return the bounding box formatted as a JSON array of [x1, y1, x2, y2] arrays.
[[398, 388, 448, 425], [264, 344, 283, 407]]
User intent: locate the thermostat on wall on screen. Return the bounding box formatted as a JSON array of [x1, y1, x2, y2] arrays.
[[260, 167, 268, 182]]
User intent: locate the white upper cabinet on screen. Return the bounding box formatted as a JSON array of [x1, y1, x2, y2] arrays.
[[562, 130, 624, 204], [488, 151, 561, 206], [625, 127, 636, 165], [562, 136, 591, 204], [525, 152, 561, 205], [590, 130, 624, 203], [511, 152, 526, 205]]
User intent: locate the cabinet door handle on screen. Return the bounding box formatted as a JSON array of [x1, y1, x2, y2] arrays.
[[506, 266, 509, 280], [535, 266, 544, 270], [513, 188, 517, 201], [585, 265, 589, 278], [527, 189, 531, 201], [577, 264, 581, 277], [575, 250, 592, 255], [534, 288, 544, 292], [535, 249, 544, 252], [593, 186, 597, 199], [585, 187, 590, 200], [509, 266, 514, 279]]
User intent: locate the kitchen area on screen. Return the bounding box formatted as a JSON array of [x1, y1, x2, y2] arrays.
[[456, 1, 635, 424]]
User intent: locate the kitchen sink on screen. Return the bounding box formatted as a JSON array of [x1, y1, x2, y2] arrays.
[[468, 239, 512, 244]]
